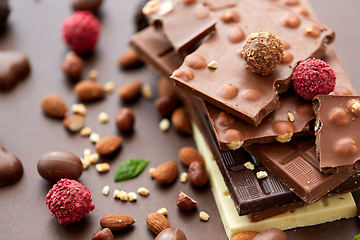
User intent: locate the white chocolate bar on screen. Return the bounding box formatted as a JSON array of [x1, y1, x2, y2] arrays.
[[192, 122, 357, 239]]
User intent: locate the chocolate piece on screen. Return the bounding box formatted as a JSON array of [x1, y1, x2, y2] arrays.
[[155, 228, 187, 240], [171, 0, 335, 126], [313, 95, 360, 173], [144, 0, 216, 53], [37, 151, 83, 182], [201, 0, 237, 11], [0, 145, 23, 186], [0, 0, 10, 31], [0, 51, 30, 91], [71, 0, 103, 13], [242, 30, 284, 75], [253, 228, 288, 240]]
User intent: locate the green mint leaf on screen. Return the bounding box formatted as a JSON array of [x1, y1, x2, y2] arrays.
[[355, 234, 360, 240], [114, 158, 150, 182]]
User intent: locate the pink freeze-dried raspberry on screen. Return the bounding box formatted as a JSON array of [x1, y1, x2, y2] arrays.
[[46, 178, 95, 225], [61, 11, 101, 54], [292, 58, 336, 101]]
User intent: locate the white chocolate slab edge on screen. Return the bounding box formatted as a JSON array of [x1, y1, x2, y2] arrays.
[[191, 122, 357, 239]]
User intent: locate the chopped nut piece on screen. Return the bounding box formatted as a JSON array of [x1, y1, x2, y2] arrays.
[[138, 187, 150, 196], [98, 112, 110, 123], [244, 161, 255, 170], [256, 170, 268, 179], [90, 132, 100, 143], [128, 192, 137, 201], [89, 69, 98, 80], [81, 157, 91, 169], [199, 211, 210, 221], [142, 0, 159, 15], [157, 208, 168, 215], [80, 127, 92, 136], [180, 172, 188, 183], [89, 153, 99, 164], [71, 103, 87, 115], [275, 132, 293, 143], [84, 148, 92, 157], [207, 61, 217, 69], [141, 83, 153, 100], [102, 186, 110, 196], [159, 118, 170, 132], [113, 189, 121, 199], [96, 163, 110, 173], [149, 167, 156, 177], [157, 1, 174, 16], [103, 81, 115, 93], [288, 112, 295, 122], [119, 190, 128, 201]]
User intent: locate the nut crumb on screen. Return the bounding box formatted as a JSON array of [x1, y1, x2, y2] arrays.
[[180, 172, 188, 183], [149, 167, 156, 177], [90, 132, 100, 143], [288, 112, 295, 122], [96, 163, 110, 173], [71, 103, 87, 115], [81, 157, 91, 169], [199, 211, 210, 221], [89, 153, 99, 164], [142, 0, 159, 15], [114, 189, 121, 199], [103, 81, 115, 93], [119, 190, 128, 201], [102, 186, 110, 196], [128, 192, 137, 201], [89, 69, 98, 80], [98, 112, 109, 123], [207, 61, 217, 69], [157, 208, 168, 215], [256, 170, 268, 179], [138, 187, 150, 196], [244, 161, 255, 170], [141, 83, 153, 100], [83, 148, 91, 157], [80, 127, 92, 136], [159, 118, 170, 132]]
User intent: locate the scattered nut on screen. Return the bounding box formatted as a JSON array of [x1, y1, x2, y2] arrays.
[[96, 163, 110, 173], [149, 168, 156, 178], [178, 146, 205, 166], [207, 61, 217, 69], [119, 190, 128, 201], [128, 192, 137, 201], [84, 148, 91, 157], [199, 211, 210, 221], [180, 172, 188, 183], [102, 186, 110, 196], [171, 108, 192, 135], [159, 118, 171, 132], [153, 161, 178, 184], [115, 108, 135, 133], [41, 94, 68, 118], [138, 187, 150, 196], [100, 214, 136, 231], [89, 153, 99, 164], [117, 80, 143, 102], [90, 132, 101, 143], [89, 69, 98, 80], [176, 191, 197, 211], [244, 161, 255, 170], [146, 212, 171, 235], [188, 161, 208, 187], [95, 136, 123, 155], [71, 103, 87, 115], [103, 81, 115, 93], [61, 51, 83, 81], [142, 0, 159, 15], [118, 47, 143, 69], [256, 171, 268, 179], [98, 112, 110, 123], [288, 112, 295, 122], [74, 80, 105, 101], [81, 157, 91, 169], [141, 83, 153, 100], [157, 208, 168, 215], [114, 189, 121, 199], [63, 114, 85, 132], [80, 127, 92, 136], [230, 231, 259, 240], [155, 95, 179, 117], [91, 228, 114, 240]]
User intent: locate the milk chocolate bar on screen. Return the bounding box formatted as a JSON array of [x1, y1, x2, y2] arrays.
[[313, 95, 360, 173], [143, 0, 216, 53], [171, 0, 335, 126]]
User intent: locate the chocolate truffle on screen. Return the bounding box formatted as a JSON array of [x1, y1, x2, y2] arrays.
[[155, 228, 187, 240], [0, 0, 10, 31], [242, 30, 284, 75]]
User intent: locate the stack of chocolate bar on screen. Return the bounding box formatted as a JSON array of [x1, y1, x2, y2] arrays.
[[130, 0, 360, 238]]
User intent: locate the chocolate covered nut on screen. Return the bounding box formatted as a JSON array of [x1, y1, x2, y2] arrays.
[[242, 89, 261, 101], [282, 13, 300, 28], [117, 80, 143, 102], [274, 121, 294, 143], [0, 0, 10, 31], [115, 108, 135, 133], [221, 9, 239, 23], [216, 112, 235, 127], [41, 94, 68, 118], [184, 54, 207, 69], [225, 129, 244, 150], [188, 161, 208, 187], [172, 68, 194, 81], [74, 80, 105, 101], [37, 150, 83, 182], [155, 228, 187, 240], [253, 228, 288, 240], [304, 24, 320, 37], [61, 51, 83, 81], [228, 25, 245, 43], [0, 146, 23, 186], [218, 84, 238, 99], [72, 0, 103, 13], [0, 51, 30, 91], [335, 138, 357, 156], [329, 109, 349, 126]]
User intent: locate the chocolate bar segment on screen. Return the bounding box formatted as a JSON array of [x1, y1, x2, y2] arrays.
[[171, 0, 335, 126], [313, 95, 360, 173]]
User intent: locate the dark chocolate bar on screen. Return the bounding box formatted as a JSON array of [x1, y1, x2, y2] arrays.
[[313, 95, 360, 173], [171, 0, 335, 126]]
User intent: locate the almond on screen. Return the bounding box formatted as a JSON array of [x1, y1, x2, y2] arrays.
[[178, 146, 205, 166], [61, 51, 83, 81], [118, 47, 143, 69], [95, 136, 123, 155], [117, 80, 143, 102], [63, 114, 85, 132], [231, 231, 259, 240], [153, 160, 178, 184], [100, 214, 136, 231], [146, 212, 171, 235], [41, 94, 68, 118], [171, 107, 192, 135], [74, 80, 105, 101], [176, 191, 197, 211]]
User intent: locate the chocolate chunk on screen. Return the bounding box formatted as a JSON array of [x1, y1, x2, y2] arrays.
[[313, 95, 360, 174], [155, 228, 187, 240], [0, 0, 10, 31], [253, 228, 288, 240], [72, 0, 103, 13], [0, 145, 23, 186], [37, 151, 83, 182]]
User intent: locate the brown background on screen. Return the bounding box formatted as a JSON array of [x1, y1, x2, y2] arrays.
[[0, 0, 359, 239]]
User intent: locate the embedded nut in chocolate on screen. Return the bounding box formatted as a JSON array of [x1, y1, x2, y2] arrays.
[[216, 111, 235, 127], [281, 13, 300, 28], [61, 51, 83, 81], [218, 84, 238, 99], [155, 228, 187, 240], [304, 24, 321, 37], [228, 25, 245, 43], [172, 68, 194, 81], [281, 51, 294, 63], [225, 129, 244, 150], [0, 146, 23, 186], [241, 89, 261, 101], [329, 109, 349, 126], [274, 121, 294, 143], [221, 9, 239, 23], [37, 150, 83, 182], [335, 138, 357, 156], [115, 108, 135, 132], [184, 54, 207, 69], [188, 161, 208, 187]]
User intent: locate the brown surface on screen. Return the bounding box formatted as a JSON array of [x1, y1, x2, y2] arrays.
[[0, 1, 359, 240]]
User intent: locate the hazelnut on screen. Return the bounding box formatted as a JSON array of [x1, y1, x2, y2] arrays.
[[155, 95, 179, 117], [91, 228, 114, 240], [188, 161, 208, 187], [61, 51, 83, 81], [176, 191, 197, 211], [115, 108, 135, 133]]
